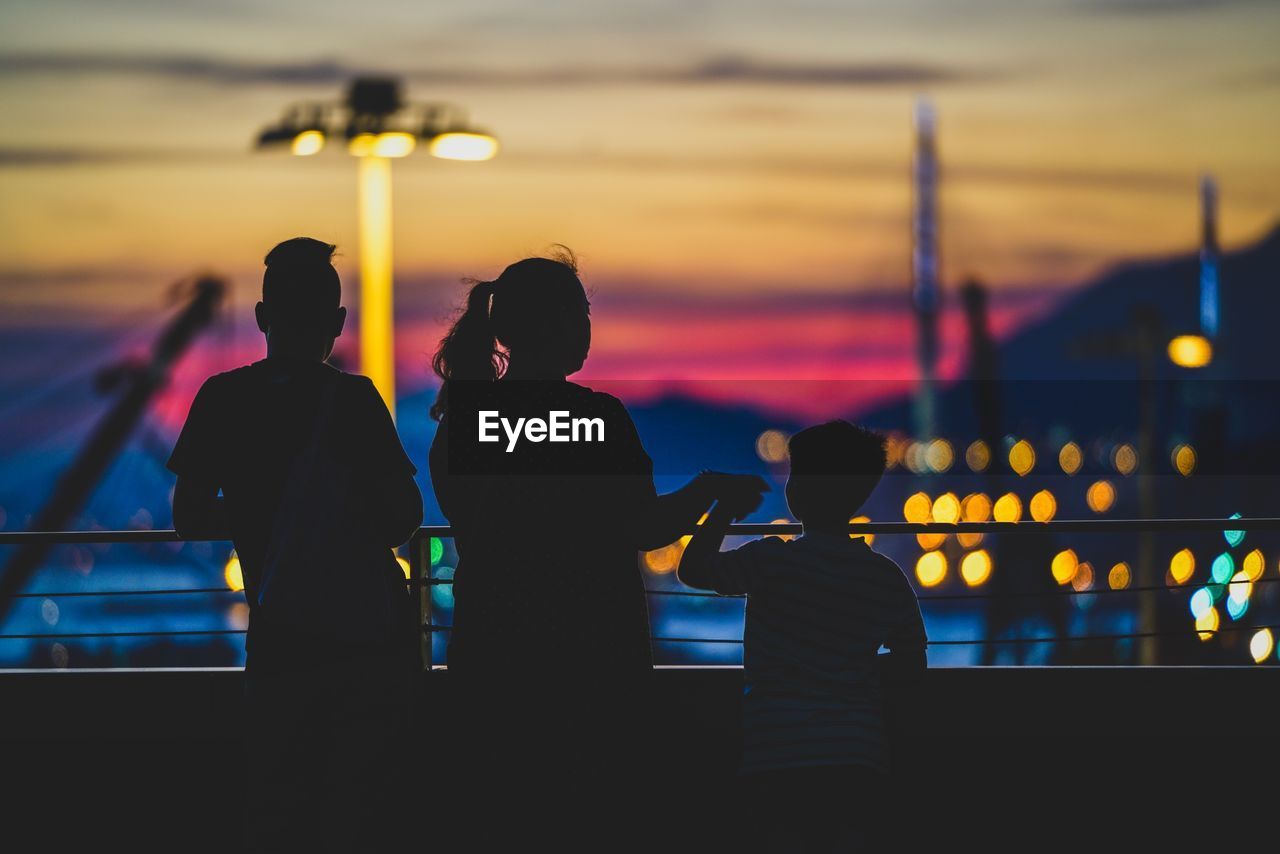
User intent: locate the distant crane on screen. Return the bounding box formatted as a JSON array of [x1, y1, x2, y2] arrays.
[[0, 277, 225, 624]]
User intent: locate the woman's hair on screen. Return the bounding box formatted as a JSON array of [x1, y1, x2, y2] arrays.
[[430, 246, 586, 420]]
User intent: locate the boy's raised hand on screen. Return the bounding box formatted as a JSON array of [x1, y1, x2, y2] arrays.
[[701, 472, 770, 521]]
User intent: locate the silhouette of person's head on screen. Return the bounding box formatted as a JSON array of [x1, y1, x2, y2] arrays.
[[431, 247, 588, 419], [256, 237, 346, 361], [785, 421, 888, 528]]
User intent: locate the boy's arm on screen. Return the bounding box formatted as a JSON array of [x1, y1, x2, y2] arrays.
[[676, 481, 769, 593], [880, 580, 928, 683]]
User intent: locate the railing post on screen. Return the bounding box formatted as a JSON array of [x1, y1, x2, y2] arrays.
[[409, 528, 431, 674]]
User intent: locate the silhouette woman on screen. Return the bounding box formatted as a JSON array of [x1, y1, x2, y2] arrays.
[[429, 249, 734, 672]]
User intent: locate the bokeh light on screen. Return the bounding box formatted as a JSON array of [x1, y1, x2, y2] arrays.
[[1228, 571, 1253, 605], [965, 440, 990, 473], [993, 493, 1023, 523], [915, 551, 947, 587], [1167, 334, 1213, 368], [1189, 588, 1213, 620], [1196, 607, 1219, 641], [1051, 549, 1079, 585], [1242, 549, 1264, 582], [961, 550, 993, 586], [1008, 439, 1036, 476], [925, 439, 954, 473], [1223, 513, 1245, 548], [1210, 552, 1235, 585], [1169, 549, 1195, 585], [1071, 561, 1094, 592], [903, 492, 932, 524], [961, 493, 992, 522], [755, 429, 789, 463], [430, 537, 444, 566], [931, 493, 961, 524], [917, 533, 948, 551], [1250, 629, 1274, 664], [1112, 443, 1137, 476], [1029, 489, 1057, 522], [395, 556, 412, 580], [1172, 444, 1197, 477], [224, 552, 244, 592], [1108, 562, 1131, 590], [1086, 480, 1115, 513], [1058, 441, 1082, 475], [431, 565, 455, 609], [643, 544, 681, 573], [1226, 595, 1248, 621]]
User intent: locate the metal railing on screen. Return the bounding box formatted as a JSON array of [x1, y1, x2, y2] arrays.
[[3, 518, 1279, 669]]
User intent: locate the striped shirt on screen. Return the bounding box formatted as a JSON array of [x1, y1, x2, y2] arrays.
[[703, 532, 926, 775]]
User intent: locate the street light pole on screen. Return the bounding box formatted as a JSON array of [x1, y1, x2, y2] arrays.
[[256, 77, 499, 420], [357, 154, 396, 418]]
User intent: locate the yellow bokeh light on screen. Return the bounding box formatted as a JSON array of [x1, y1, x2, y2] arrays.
[[755, 429, 790, 463], [958, 532, 984, 549], [1169, 549, 1195, 585], [961, 493, 992, 523], [224, 553, 244, 592], [917, 532, 947, 551], [1196, 607, 1219, 641], [993, 493, 1023, 523], [372, 131, 417, 158], [1086, 480, 1115, 513], [1228, 571, 1252, 604], [903, 492, 933, 524], [429, 131, 500, 161], [1008, 439, 1036, 476], [643, 544, 681, 573], [1173, 444, 1197, 477], [903, 442, 928, 474], [965, 440, 990, 472], [961, 549, 993, 586], [1241, 549, 1264, 582], [290, 129, 324, 156], [931, 493, 961, 524], [1250, 629, 1274, 664], [1051, 549, 1079, 585], [1029, 489, 1057, 522], [395, 556, 412, 580], [347, 132, 376, 156], [1168, 334, 1213, 369], [925, 439, 954, 473], [884, 434, 907, 470], [1108, 562, 1131, 590], [1112, 444, 1137, 476], [1071, 561, 1094, 591], [771, 519, 796, 542], [915, 551, 947, 587], [1058, 442, 1082, 475], [849, 515, 874, 546]]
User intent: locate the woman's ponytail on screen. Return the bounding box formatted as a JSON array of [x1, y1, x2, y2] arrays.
[[430, 279, 505, 420]]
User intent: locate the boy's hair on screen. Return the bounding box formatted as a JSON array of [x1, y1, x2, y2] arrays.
[[262, 237, 340, 326], [787, 421, 888, 520]]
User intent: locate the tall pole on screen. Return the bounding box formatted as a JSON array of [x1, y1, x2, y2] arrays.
[[1199, 174, 1220, 340], [912, 98, 940, 440], [358, 155, 396, 420]]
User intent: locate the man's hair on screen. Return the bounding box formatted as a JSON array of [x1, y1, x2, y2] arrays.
[[262, 237, 340, 326], [787, 420, 888, 520]]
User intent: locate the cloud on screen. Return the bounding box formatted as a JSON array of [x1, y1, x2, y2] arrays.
[[1080, 0, 1262, 14], [0, 50, 989, 89]]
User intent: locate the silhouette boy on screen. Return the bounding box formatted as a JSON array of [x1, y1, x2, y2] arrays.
[[678, 420, 926, 852], [168, 237, 422, 849]]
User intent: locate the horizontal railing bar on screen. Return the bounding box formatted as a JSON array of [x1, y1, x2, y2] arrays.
[[2, 518, 1277, 546]]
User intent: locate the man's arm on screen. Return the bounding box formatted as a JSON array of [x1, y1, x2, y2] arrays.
[[172, 476, 229, 539], [675, 501, 737, 591]]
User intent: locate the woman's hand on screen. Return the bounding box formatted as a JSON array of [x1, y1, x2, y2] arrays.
[[700, 472, 770, 521]]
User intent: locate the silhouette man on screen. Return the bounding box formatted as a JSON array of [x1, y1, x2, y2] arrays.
[[168, 237, 422, 850]]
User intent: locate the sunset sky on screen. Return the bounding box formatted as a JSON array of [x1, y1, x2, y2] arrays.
[[2, 0, 1279, 417]]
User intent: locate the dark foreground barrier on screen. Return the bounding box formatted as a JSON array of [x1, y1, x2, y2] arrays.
[[1, 666, 1276, 849]]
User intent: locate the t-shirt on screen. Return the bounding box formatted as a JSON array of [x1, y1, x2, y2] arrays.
[[166, 359, 416, 667], [699, 532, 927, 774], [429, 379, 657, 673]]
